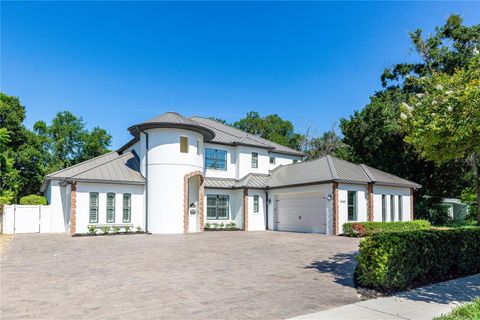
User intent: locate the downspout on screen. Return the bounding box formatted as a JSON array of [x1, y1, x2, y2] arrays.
[[136, 126, 149, 233], [265, 190, 269, 230]]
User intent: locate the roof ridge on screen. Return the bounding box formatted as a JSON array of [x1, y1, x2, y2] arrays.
[[325, 155, 339, 180], [69, 152, 131, 180], [46, 151, 117, 178], [190, 117, 244, 139], [359, 164, 374, 182]]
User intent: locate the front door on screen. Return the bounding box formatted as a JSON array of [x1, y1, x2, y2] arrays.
[[188, 175, 200, 232], [188, 201, 198, 232]]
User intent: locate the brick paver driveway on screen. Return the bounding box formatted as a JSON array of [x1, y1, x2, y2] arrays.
[[1, 231, 361, 319]]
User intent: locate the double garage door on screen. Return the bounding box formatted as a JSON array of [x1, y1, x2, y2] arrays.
[[275, 192, 327, 234]]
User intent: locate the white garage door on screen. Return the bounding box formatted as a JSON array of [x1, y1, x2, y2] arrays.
[[275, 192, 326, 233]]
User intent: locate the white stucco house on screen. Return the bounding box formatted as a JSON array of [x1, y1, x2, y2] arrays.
[[41, 112, 421, 236]]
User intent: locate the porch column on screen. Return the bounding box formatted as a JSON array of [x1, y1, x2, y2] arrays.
[[410, 188, 414, 220], [69, 182, 77, 236], [367, 183, 374, 221], [243, 188, 248, 231], [332, 182, 339, 235]]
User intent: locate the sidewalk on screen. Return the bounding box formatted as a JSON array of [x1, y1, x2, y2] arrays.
[[290, 274, 480, 320]]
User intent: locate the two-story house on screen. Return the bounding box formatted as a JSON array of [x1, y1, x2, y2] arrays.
[[41, 112, 421, 236]]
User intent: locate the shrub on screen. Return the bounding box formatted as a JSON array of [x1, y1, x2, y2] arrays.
[[136, 226, 142, 232], [356, 228, 480, 290], [343, 220, 431, 237], [124, 225, 131, 233], [102, 226, 111, 234], [19, 195, 47, 205], [226, 222, 237, 230], [87, 225, 97, 235], [112, 226, 121, 233], [204, 222, 211, 230]]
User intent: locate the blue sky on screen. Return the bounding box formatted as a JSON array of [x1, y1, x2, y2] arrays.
[[1, 1, 479, 149]]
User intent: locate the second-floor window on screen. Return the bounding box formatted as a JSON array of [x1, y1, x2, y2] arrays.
[[180, 136, 189, 153], [251, 152, 258, 168], [205, 148, 227, 170], [269, 156, 275, 165]]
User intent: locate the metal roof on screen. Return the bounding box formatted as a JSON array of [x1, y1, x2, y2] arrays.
[[204, 177, 237, 189], [267, 157, 334, 188], [128, 112, 215, 141], [41, 151, 145, 191], [360, 164, 422, 188], [189, 116, 305, 156], [235, 173, 269, 189]]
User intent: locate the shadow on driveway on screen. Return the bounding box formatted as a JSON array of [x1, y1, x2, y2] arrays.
[[306, 252, 358, 287]]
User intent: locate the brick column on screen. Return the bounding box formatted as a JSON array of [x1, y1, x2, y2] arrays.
[[367, 183, 374, 221], [410, 188, 414, 221], [332, 182, 339, 235], [243, 188, 248, 231], [69, 182, 77, 236], [199, 178, 205, 231]]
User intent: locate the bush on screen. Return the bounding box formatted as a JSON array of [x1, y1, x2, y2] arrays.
[[356, 228, 480, 290], [101, 226, 111, 234], [87, 225, 97, 235], [19, 195, 47, 205], [343, 220, 431, 237]]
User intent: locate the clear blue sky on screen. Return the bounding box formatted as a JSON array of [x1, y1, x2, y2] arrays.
[[1, 1, 479, 149]]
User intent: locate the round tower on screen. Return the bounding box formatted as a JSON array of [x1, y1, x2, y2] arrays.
[[128, 112, 215, 234]]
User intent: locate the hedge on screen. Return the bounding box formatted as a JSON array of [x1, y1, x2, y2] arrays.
[[19, 195, 47, 205], [356, 228, 480, 290], [343, 220, 431, 237]]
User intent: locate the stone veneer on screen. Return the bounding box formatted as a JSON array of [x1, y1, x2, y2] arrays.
[[332, 182, 339, 235], [183, 171, 205, 233], [367, 183, 374, 221], [69, 182, 77, 236], [243, 188, 248, 231]]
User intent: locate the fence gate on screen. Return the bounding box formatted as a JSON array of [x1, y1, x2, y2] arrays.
[[2, 205, 51, 234]]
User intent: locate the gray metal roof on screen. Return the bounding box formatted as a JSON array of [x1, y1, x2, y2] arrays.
[[360, 164, 421, 188], [128, 112, 215, 141], [41, 151, 145, 191], [235, 173, 269, 189], [190, 116, 305, 156], [266, 155, 421, 189], [204, 177, 237, 189]]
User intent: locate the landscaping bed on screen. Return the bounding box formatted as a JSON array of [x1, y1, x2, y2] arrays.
[[434, 298, 480, 320], [343, 220, 431, 237], [204, 222, 240, 231], [354, 228, 480, 292], [74, 225, 147, 237]]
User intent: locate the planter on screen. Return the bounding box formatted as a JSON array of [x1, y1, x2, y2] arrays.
[[204, 228, 241, 232]]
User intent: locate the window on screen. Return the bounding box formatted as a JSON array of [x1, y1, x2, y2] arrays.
[[180, 136, 188, 153], [398, 196, 403, 221], [347, 191, 357, 221], [205, 148, 227, 170], [107, 193, 115, 223], [390, 195, 395, 221], [89, 192, 99, 223], [197, 139, 201, 155], [382, 195, 387, 222], [253, 195, 259, 213], [293, 159, 298, 164], [206, 195, 229, 220], [251, 152, 258, 168], [123, 193, 131, 223], [269, 156, 275, 165]]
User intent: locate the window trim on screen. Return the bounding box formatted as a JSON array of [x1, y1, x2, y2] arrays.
[[123, 193, 131, 223], [106, 192, 116, 223], [347, 191, 357, 221], [89, 192, 99, 223], [253, 195, 259, 213], [206, 194, 230, 220], [251, 152, 258, 168], [180, 136, 189, 153], [205, 148, 227, 171]]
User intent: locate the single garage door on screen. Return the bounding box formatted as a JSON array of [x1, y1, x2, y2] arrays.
[[275, 192, 326, 233]]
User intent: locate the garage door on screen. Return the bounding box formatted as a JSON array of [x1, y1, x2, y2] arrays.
[[275, 192, 326, 233]]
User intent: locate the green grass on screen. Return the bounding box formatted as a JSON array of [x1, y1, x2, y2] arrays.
[[434, 298, 480, 320]]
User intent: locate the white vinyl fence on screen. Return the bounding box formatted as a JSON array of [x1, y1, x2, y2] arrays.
[[2, 205, 64, 234]]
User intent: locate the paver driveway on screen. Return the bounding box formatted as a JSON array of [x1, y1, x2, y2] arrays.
[[1, 231, 361, 319]]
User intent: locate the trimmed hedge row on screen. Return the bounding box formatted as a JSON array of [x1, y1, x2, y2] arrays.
[[343, 220, 431, 237], [356, 228, 480, 290]]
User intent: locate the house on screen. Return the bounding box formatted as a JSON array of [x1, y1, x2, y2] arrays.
[[41, 112, 421, 236]]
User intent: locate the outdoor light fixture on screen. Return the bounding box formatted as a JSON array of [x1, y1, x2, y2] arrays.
[[327, 194, 332, 201]]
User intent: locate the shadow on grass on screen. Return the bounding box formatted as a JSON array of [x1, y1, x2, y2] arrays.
[[306, 252, 358, 287]]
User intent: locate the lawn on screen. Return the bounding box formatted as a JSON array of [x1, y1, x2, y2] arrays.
[[434, 298, 480, 320]]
